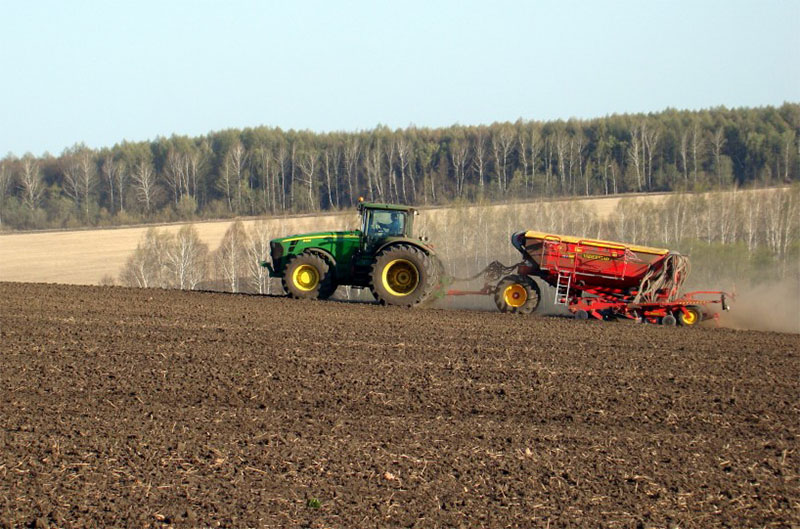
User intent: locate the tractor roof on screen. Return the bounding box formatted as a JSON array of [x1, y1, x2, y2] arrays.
[[358, 202, 417, 213]]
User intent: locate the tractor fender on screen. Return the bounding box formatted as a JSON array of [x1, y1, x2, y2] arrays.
[[305, 247, 337, 267], [374, 239, 435, 258]]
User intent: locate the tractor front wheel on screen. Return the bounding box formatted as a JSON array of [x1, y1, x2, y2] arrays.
[[494, 275, 540, 314], [283, 252, 336, 300], [370, 245, 432, 306]]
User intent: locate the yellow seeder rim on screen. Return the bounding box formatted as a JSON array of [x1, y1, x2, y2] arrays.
[[524, 230, 669, 256]]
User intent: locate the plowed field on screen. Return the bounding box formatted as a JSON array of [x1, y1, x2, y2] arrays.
[[1, 282, 798, 528]]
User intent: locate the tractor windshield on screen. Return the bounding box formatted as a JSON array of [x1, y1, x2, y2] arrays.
[[366, 210, 406, 238]]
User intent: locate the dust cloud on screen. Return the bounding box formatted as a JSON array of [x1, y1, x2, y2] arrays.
[[718, 279, 800, 334]]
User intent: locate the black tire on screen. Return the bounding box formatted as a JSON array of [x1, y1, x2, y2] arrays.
[[308, 251, 338, 300], [661, 314, 677, 326], [677, 306, 702, 326], [494, 275, 540, 314], [370, 244, 433, 306], [574, 309, 589, 320], [421, 254, 448, 305], [282, 252, 336, 300]]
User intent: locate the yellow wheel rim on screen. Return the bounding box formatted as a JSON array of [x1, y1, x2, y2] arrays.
[[382, 259, 419, 297], [681, 309, 698, 325], [503, 284, 527, 308], [292, 264, 319, 291]]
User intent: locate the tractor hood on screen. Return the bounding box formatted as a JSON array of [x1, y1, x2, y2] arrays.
[[266, 230, 362, 277], [271, 230, 361, 245]]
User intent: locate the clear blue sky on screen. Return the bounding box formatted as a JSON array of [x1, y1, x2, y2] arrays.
[[2, 0, 798, 156]]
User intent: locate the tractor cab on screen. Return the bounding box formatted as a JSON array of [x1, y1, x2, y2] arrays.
[[357, 202, 416, 248]]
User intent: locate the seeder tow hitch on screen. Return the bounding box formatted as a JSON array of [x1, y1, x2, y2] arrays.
[[444, 261, 524, 297]]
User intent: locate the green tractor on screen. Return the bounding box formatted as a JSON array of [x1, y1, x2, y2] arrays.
[[261, 202, 441, 306]]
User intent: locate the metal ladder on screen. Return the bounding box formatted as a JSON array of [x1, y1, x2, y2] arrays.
[[554, 270, 572, 305]]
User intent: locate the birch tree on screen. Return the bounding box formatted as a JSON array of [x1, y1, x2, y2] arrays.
[[471, 130, 488, 195], [742, 192, 761, 252], [253, 145, 272, 213], [246, 221, 272, 294], [227, 142, 248, 213], [491, 126, 514, 195], [691, 122, 703, 183], [119, 227, 173, 288], [573, 131, 587, 195], [133, 159, 157, 213], [344, 138, 359, 206], [322, 147, 337, 209], [395, 137, 411, 202], [763, 188, 799, 261], [78, 150, 96, 220], [115, 160, 127, 213], [529, 126, 542, 193], [450, 138, 469, 198], [275, 144, 289, 211], [187, 146, 204, 201], [555, 132, 569, 193], [62, 149, 96, 220], [101, 156, 118, 214], [18, 154, 43, 210], [218, 162, 233, 211], [679, 129, 690, 184], [296, 150, 317, 210], [63, 162, 83, 211], [164, 149, 187, 206], [627, 125, 643, 191], [215, 220, 247, 293], [167, 224, 208, 290], [780, 130, 796, 182], [289, 141, 296, 209], [383, 139, 397, 203], [643, 124, 659, 190], [0, 158, 11, 226], [364, 142, 382, 201], [517, 128, 529, 193], [711, 127, 727, 187]]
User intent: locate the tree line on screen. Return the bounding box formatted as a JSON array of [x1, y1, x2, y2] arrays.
[[2, 104, 798, 231], [118, 188, 799, 295]]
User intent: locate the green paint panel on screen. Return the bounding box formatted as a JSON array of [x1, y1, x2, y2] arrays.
[[270, 230, 362, 281]]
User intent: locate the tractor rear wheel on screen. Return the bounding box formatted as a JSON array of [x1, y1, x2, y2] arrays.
[[494, 275, 540, 314], [421, 254, 448, 305], [678, 306, 702, 326], [283, 252, 336, 300], [370, 244, 433, 306]]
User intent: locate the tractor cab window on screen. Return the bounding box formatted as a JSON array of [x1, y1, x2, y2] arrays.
[[366, 210, 406, 238]]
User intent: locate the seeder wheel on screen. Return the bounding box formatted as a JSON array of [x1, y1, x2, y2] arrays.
[[574, 310, 589, 320], [661, 314, 677, 326], [678, 306, 702, 326], [494, 275, 540, 314]]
